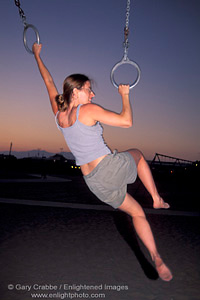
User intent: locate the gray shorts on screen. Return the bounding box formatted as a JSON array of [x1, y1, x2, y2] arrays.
[[83, 150, 137, 209]]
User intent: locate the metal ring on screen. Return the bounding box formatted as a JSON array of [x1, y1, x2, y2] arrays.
[[23, 24, 40, 54], [110, 58, 141, 89]]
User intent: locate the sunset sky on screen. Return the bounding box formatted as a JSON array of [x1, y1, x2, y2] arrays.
[[0, 0, 199, 161]]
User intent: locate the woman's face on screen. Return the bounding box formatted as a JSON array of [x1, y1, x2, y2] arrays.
[[77, 81, 95, 104]]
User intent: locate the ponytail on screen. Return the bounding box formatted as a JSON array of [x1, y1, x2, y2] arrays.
[[56, 74, 90, 111], [55, 94, 68, 112]]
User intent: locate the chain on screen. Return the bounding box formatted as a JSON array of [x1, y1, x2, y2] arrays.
[[14, 0, 41, 54], [125, 0, 130, 30], [123, 0, 131, 59], [14, 0, 27, 27]]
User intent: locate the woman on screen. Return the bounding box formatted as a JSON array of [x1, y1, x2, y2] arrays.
[[33, 43, 172, 281]]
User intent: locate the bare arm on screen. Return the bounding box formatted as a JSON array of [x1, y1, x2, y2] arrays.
[[85, 85, 133, 128], [32, 43, 58, 115]]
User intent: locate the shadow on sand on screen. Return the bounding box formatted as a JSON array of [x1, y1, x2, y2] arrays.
[[113, 211, 159, 280]]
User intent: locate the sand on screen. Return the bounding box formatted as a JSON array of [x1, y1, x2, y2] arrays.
[[0, 203, 199, 300], [0, 175, 199, 299]]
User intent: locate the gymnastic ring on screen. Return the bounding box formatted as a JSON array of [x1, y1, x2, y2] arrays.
[[110, 58, 141, 89], [23, 24, 40, 54]]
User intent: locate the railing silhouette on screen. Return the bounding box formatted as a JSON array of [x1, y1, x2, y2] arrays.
[[150, 153, 193, 168], [128, 153, 195, 202]]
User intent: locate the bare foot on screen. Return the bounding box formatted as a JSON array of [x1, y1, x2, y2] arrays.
[[154, 256, 173, 282], [153, 196, 170, 209]]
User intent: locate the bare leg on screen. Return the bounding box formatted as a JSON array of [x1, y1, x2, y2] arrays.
[[127, 149, 170, 209], [118, 193, 173, 281]]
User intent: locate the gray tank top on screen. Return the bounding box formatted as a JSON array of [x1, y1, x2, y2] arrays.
[[55, 104, 111, 166]]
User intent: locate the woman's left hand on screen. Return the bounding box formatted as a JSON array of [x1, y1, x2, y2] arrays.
[[32, 43, 42, 56]]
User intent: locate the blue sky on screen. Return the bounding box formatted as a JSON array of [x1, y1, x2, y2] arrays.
[[0, 0, 200, 161]]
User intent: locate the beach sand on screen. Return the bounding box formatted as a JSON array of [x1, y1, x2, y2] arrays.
[[0, 173, 199, 299], [0, 202, 199, 300]]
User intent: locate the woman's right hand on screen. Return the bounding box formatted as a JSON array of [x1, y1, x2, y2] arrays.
[[118, 84, 130, 96], [32, 43, 42, 57]]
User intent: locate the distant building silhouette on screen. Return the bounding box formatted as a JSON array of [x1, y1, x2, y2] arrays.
[[48, 154, 67, 162]]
